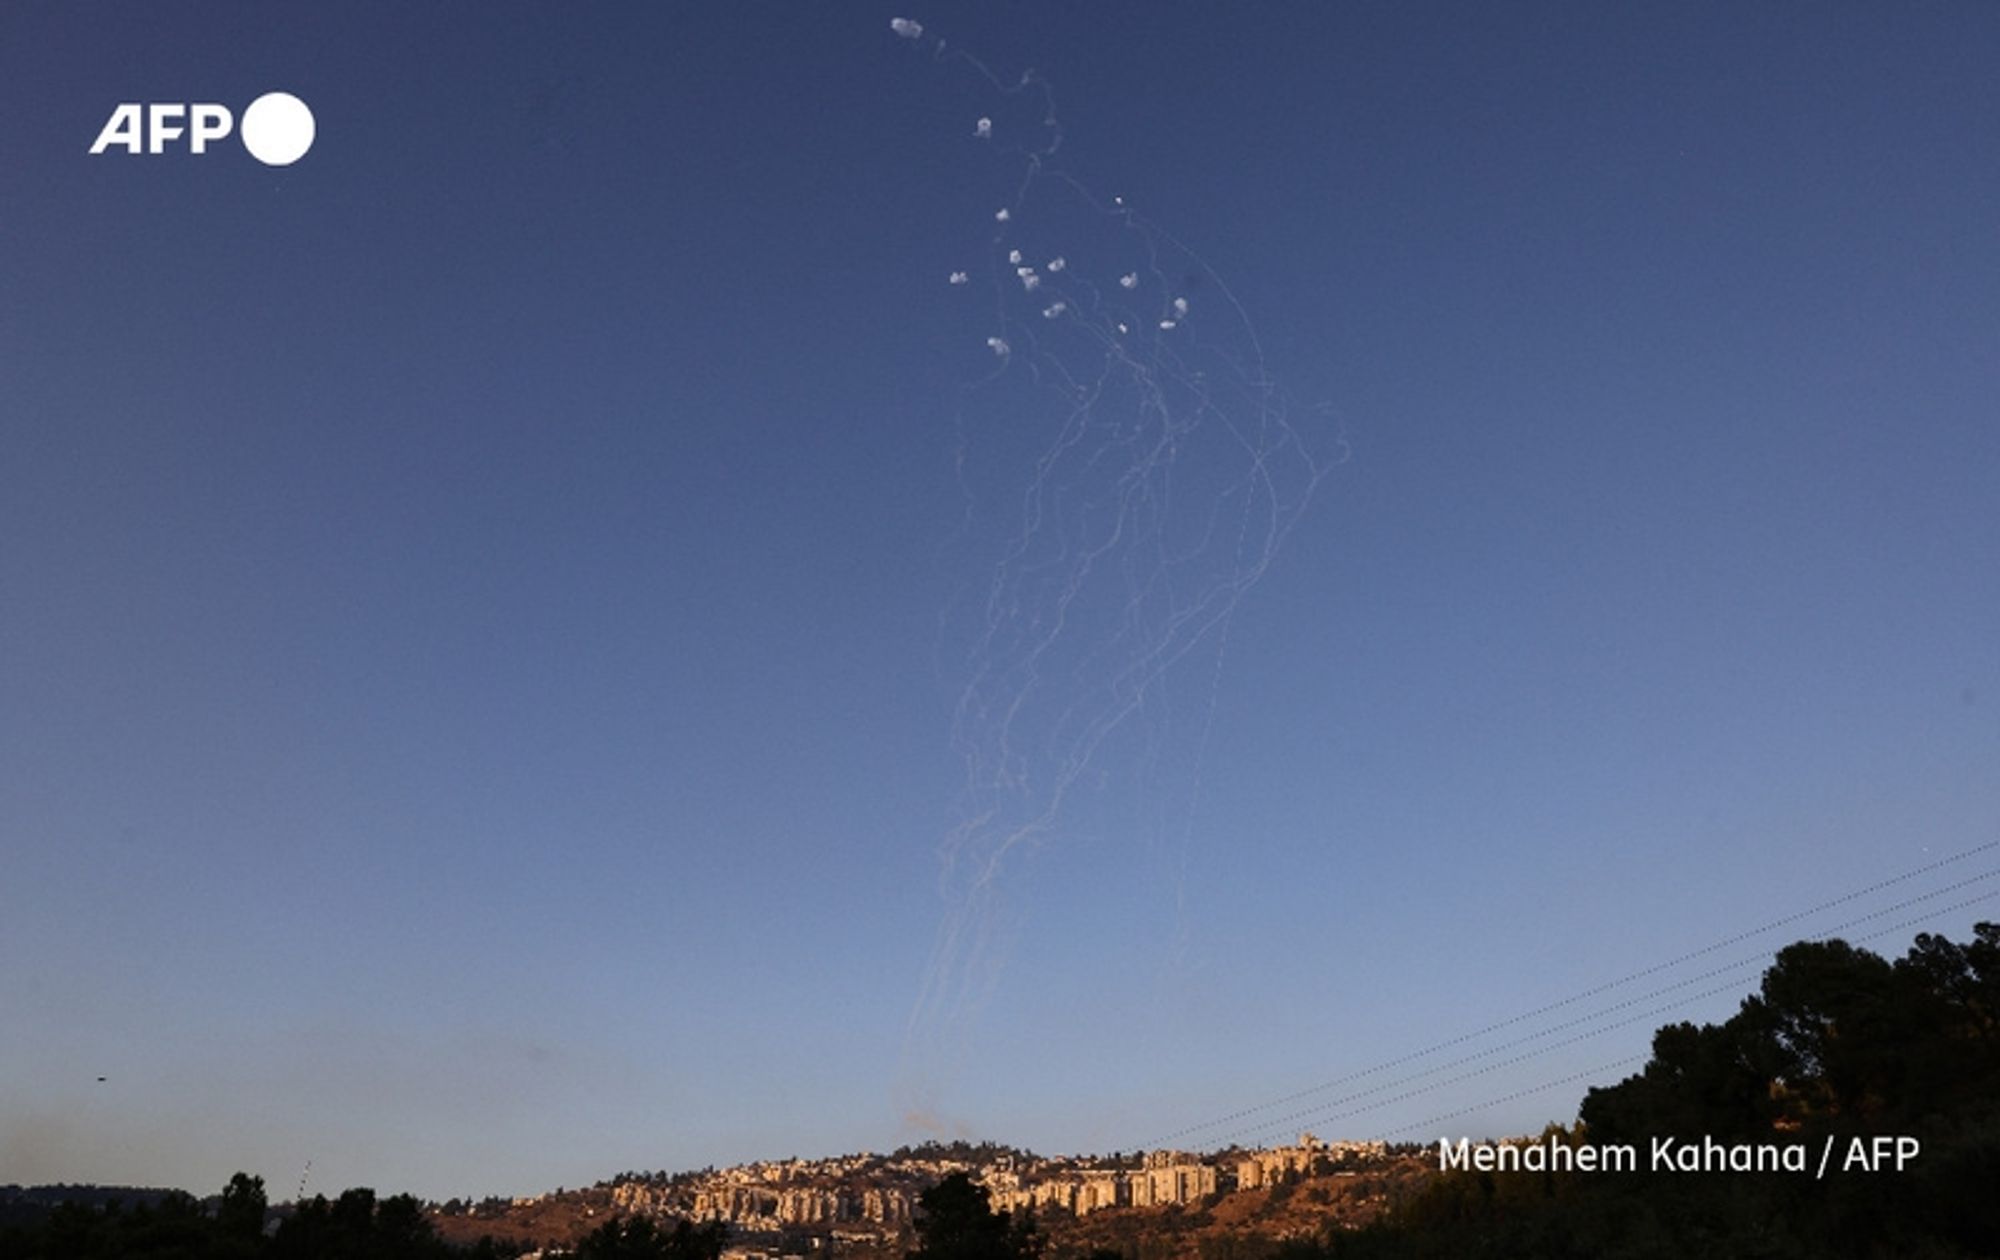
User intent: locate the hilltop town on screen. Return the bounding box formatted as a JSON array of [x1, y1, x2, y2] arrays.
[[429, 1136, 1423, 1257]]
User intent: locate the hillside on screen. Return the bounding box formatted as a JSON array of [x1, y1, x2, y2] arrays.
[[424, 1141, 1433, 1258]]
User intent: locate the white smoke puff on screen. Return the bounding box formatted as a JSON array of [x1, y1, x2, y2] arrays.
[[890, 17, 923, 38], [1042, 302, 1067, 318], [995, 208, 1010, 222], [1008, 249, 1023, 264], [986, 336, 1009, 357], [975, 117, 993, 139], [1046, 257, 1066, 272], [1119, 273, 1138, 289], [949, 272, 969, 285], [1173, 297, 1189, 317]]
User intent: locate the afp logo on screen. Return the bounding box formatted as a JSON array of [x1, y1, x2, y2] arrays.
[[90, 92, 315, 166]]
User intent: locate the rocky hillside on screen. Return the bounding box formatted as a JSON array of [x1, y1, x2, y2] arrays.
[[425, 1140, 1433, 1258]]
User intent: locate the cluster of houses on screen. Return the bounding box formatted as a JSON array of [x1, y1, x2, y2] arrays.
[[605, 1135, 1386, 1234]]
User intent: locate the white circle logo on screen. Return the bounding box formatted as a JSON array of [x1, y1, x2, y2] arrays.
[[240, 92, 315, 166]]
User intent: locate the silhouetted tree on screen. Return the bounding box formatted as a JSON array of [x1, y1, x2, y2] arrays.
[[1312, 923, 2000, 1259], [270, 1184, 457, 1260], [908, 1173, 1040, 1260], [217, 1173, 268, 1245], [573, 1214, 727, 1260]]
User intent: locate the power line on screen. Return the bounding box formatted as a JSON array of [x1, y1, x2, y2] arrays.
[[1223, 883, 1999, 1147], [1377, 1057, 1647, 1144], [1208, 881, 2000, 1149], [1228, 976, 1757, 1149], [1368, 889, 2000, 1145], [1147, 839, 1998, 1150]]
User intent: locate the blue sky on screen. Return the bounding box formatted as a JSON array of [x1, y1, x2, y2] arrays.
[[4, 2, 1998, 1202]]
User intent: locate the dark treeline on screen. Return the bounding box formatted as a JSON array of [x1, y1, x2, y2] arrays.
[[1292, 923, 2000, 1259], [0, 1171, 727, 1260]]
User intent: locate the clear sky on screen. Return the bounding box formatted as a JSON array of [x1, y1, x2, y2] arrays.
[[4, 1, 1998, 1203]]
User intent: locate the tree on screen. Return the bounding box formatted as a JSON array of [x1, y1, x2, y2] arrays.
[[1737, 938, 1901, 1122], [908, 1173, 1040, 1260], [218, 1172, 268, 1243], [573, 1215, 727, 1260], [270, 1184, 453, 1260]]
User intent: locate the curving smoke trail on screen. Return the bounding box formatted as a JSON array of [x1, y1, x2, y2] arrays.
[[889, 17, 1334, 1122]]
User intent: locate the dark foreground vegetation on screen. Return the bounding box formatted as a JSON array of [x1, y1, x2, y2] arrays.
[[0, 1172, 728, 1260], [1294, 923, 2000, 1259]]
